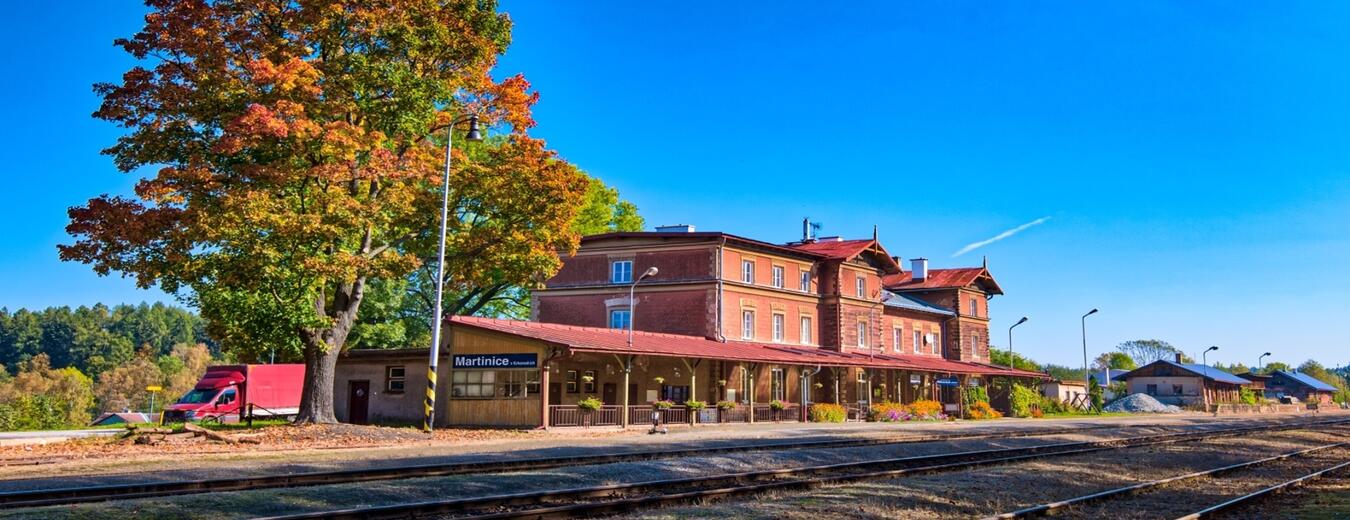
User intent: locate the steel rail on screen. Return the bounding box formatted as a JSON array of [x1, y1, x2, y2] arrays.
[[983, 441, 1348, 519], [1171, 458, 1350, 520], [0, 419, 1199, 509], [251, 418, 1350, 520]]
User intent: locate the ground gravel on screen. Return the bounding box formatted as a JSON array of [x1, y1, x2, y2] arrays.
[[1104, 393, 1183, 413]]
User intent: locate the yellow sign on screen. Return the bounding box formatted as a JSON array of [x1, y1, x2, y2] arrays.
[[146, 385, 163, 392]]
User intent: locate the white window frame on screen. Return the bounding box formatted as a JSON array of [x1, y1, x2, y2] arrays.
[[800, 316, 813, 345], [971, 333, 980, 360], [857, 321, 868, 348], [742, 310, 755, 340], [913, 329, 922, 354], [928, 333, 939, 355], [855, 276, 866, 298], [770, 368, 786, 401], [609, 308, 631, 330], [771, 266, 785, 288], [799, 270, 811, 292], [772, 313, 785, 342], [970, 297, 979, 317], [741, 260, 755, 284], [893, 327, 902, 353], [610, 260, 633, 284]]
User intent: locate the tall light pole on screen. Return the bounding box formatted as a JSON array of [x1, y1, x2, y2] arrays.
[[628, 267, 660, 349], [1081, 309, 1098, 388], [1258, 352, 1272, 373], [1202, 346, 1219, 410], [1008, 317, 1028, 370], [423, 114, 483, 433]]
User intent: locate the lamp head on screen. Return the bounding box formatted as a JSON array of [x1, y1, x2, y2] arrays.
[[464, 115, 483, 142], [1016, 316, 1029, 325], [1206, 346, 1219, 353], [1086, 308, 1099, 316], [1262, 352, 1271, 357], [640, 266, 659, 279]]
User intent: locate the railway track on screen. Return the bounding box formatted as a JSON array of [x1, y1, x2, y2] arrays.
[[0, 418, 1211, 509], [244, 417, 1350, 520], [984, 441, 1349, 519]]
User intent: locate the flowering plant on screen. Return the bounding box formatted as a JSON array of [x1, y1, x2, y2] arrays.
[[652, 399, 675, 409]]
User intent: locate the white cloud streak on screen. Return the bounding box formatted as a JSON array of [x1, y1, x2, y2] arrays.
[[951, 217, 1051, 257]]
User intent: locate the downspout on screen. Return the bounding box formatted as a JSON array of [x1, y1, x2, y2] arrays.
[[801, 365, 823, 422], [715, 237, 727, 342]]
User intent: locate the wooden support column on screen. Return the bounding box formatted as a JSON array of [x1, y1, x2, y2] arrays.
[[681, 358, 701, 405], [616, 355, 633, 428], [540, 363, 550, 429], [747, 363, 757, 423]]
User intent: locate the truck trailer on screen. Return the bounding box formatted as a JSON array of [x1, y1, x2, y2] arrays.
[[163, 364, 305, 423]]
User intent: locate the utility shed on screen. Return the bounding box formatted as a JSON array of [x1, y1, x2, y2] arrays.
[[1264, 370, 1338, 405], [1112, 354, 1250, 408]]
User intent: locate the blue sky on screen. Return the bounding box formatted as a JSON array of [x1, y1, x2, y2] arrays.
[[2, 2, 1348, 369]]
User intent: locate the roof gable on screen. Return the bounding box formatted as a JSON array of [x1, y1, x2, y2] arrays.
[[884, 267, 1004, 295], [1274, 370, 1339, 392], [787, 238, 901, 273], [1115, 360, 1250, 385]]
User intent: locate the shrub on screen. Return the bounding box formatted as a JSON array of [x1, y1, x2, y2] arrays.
[[684, 400, 707, 411], [652, 399, 675, 409], [1239, 387, 1260, 405], [963, 385, 989, 408], [967, 400, 1003, 420], [869, 401, 910, 422], [768, 399, 786, 411], [1088, 378, 1105, 412], [909, 399, 943, 418], [716, 400, 737, 410], [576, 396, 603, 412], [1038, 396, 1069, 415], [1010, 384, 1041, 418], [810, 403, 846, 423]]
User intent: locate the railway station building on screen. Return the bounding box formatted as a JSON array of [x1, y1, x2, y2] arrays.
[[336, 227, 1046, 428]]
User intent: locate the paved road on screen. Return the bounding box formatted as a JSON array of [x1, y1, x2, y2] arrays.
[[0, 429, 120, 446]]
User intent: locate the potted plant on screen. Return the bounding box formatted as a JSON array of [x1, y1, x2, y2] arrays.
[[716, 400, 737, 423], [813, 382, 823, 390], [769, 399, 786, 421], [653, 376, 665, 385], [652, 399, 675, 409], [717, 379, 727, 387], [685, 400, 707, 424], [577, 396, 603, 428]]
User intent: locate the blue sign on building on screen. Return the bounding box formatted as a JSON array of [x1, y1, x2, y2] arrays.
[[935, 377, 960, 387], [452, 353, 538, 369]]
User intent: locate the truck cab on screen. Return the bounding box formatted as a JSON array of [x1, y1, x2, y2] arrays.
[[163, 367, 245, 422]]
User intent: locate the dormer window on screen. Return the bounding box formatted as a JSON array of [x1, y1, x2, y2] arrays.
[[741, 260, 755, 284], [610, 260, 632, 284]]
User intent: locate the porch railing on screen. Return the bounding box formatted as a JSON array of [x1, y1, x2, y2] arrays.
[[548, 403, 805, 427], [548, 405, 623, 428]]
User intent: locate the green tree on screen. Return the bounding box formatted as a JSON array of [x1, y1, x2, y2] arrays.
[[1092, 351, 1137, 371], [1116, 339, 1189, 366], [63, 1, 591, 423], [988, 348, 1041, 372]]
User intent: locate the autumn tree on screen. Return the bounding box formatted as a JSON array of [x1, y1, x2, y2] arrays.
[[62, 1, 589, 423]]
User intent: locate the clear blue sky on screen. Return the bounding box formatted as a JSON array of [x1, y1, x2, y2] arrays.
[[2, 2, 1348, 370]]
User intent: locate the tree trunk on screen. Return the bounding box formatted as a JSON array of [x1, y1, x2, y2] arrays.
[[294, 277, 366, 424]]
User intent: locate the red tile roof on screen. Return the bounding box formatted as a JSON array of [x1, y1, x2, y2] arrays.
[[884, 267, 1003, 295], [788, 239, 877, 259], [449, 317, 1043, 378]]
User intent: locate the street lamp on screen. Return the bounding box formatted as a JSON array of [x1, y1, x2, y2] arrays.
[[628, 266, 660, 349], [1202, 346, 1219, 377], [1081, 309, 1098, 388], [1008, 317, 1028, 370], [423, 114, 484, 433], [1258, 352, 1272, 373]]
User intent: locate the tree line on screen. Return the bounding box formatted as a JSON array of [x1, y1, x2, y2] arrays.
[[0, 303, 217, 429]]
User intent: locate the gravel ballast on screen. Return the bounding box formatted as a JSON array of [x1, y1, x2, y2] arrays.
[[1104, 393, 1183, 413]]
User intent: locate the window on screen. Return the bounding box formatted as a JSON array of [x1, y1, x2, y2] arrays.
[[741, 260, 755, 283], [217, 388, 236, 405], [893, 327, 902, 353], [799, 271, 811, 292], [609, 309, 631, 330], [1146, 384, 1158, 396], [771, 266, 785, 288], [800, 316, 813, 345], [855, 276, 866, 298], [565, 370, 578, 393], [772, 313, 785, 342], [611, 260, 633, 284], [770, 368, 786, 401], [926, 333, 938, 355], [742, 310, 755, 339], [1172, 384, 1184, 395], [857, 322, 868, 348], [452, 370, 538, 398], [971, 333, 980, 360], [856, 371, 868, 403], [385, 366, 406, 393], [583, 370, 597, 393], [970, 297, 979, 317], [913, 330, 922, 354]]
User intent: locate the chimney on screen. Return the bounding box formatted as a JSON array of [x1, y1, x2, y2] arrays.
[[910, 258, 928, 280], [654, 224, 696, 233], [1175, 353, 1183, 363], [891, 256, 902, 269]]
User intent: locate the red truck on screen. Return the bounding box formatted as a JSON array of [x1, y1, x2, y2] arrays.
[[163, 364, 305, 423]]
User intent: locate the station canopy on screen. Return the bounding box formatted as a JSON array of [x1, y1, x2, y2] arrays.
[[450, 317, 1046, 379]]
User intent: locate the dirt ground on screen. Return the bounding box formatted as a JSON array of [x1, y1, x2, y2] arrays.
[[1215, 472, 1350, 520]]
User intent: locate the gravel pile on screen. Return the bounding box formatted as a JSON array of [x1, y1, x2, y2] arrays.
[[1103, 394, 1183, 414]]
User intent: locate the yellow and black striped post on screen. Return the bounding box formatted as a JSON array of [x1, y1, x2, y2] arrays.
[[424, 365, 438, 432]]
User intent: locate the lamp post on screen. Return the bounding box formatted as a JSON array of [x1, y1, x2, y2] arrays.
[[1258, 352, 1272, 373], [1081, 309, 1098, 388], [423, 114, 483, 433], [1202, 346, 1219, 410], [627, 267, 660, 349], [1008, 317, 1028, 370]]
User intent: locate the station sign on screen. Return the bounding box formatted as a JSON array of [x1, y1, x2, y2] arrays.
[[935, 377, 960, 387], [452, 353, 538, 369]]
